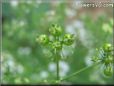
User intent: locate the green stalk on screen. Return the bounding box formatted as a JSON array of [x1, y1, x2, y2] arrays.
[[60, 62, 99, 81], [55, 36, 60, 81], [57, 58, 59, 80], [54, 48, 60, 81]]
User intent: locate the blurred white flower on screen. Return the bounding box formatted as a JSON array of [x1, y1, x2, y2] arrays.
[[59, 61, 69, 77], [65, 8, 76, 18], [10, 0, 18, 7], [19, 20, 26, 27], [48, 62, 56, 72], [85, 50, 94, 66], [72, 20, 93, 48], [40, 71, 48, 79], [65, 20, 93, 48], [16, 65, 24, 74], [36, 0, 42, 4], [65, 24, 76, 34], [48, 61, 69, 77], [61, 46, 74, 59], [2, 53, 14, 73], [7, 58, 15, 70], [2, 52, 24, 75], [72, 20, 84, 29], [18, 47, 31, 56]]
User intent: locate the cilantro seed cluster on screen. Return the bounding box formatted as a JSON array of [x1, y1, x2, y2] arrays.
[[92, 43, 113, 77], [36, 24, 75, 52]]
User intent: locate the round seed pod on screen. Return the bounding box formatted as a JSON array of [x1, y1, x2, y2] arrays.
[[103, 43, 112, 52], [104, 56, 113, 65], [103, 65, 113, 76], [49, 24, 62, 36], [36, 34, 49, 45], [63, 34, 74, 46]]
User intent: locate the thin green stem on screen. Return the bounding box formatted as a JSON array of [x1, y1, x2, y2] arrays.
[[57, 59, 59, 80], [54, 49, 60, 81], [60, 62, 99, 81], [54, 36, 60, 81]]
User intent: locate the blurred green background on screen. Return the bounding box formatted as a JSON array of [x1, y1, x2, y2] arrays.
[[2, 0, 113, 84]]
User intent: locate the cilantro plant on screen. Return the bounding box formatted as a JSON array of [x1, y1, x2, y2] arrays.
[[2, 1, 113, 84], [36, 24, 75, 83], [36, 24, 113, 84]]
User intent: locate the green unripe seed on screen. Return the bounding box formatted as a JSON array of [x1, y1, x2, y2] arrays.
[[63, 34, 74, 46], [52, 41, 62, 50], [49, 24, 62, 36], [36, 34, 49, 45], [103, 66, 113, 76], [104, 56, 113, 65], [103, 43, 112, 52]]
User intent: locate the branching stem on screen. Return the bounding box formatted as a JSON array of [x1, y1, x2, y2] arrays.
[[60, 62, 100, 81]]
